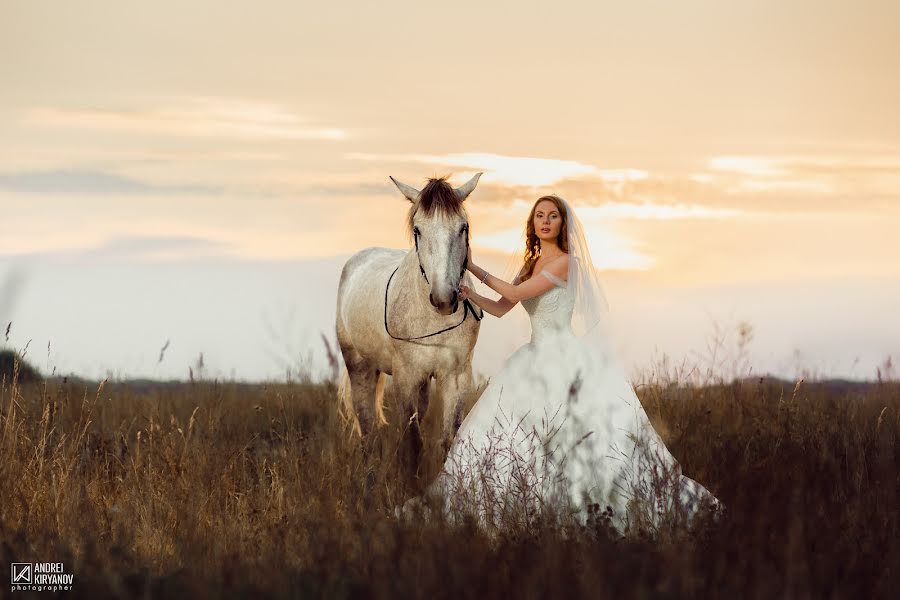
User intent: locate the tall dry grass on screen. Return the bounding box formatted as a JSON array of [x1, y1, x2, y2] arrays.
[[1, 349, 898, 598]]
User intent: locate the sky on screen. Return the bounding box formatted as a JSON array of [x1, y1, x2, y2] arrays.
[[1, 0, 898, 383]]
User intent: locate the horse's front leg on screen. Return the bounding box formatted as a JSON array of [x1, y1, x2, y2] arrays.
[[391, 369, 429, 481], [436, 366, 476, 455]]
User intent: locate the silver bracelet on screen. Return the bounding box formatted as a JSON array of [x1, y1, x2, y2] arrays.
[[480, 270, 489, 284]]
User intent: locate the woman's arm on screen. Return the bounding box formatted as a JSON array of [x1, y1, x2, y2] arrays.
[[470, 256, 568, 303], [459, 265, 526, 318], [460, 287, 516, 318]]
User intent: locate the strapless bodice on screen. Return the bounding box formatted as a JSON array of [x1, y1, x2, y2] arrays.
[[520, 280, 575, 344]]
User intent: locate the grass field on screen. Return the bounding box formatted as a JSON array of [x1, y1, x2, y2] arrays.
[[1, 351, 898, 598]]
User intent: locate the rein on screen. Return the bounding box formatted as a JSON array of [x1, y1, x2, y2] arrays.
[[384, 232, 482, 342]]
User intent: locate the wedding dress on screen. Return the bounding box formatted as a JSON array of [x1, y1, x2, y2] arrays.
[[422, 267, 723, 536]]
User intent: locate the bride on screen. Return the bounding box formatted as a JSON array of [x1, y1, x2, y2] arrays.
[[416, 194, 723, 535]]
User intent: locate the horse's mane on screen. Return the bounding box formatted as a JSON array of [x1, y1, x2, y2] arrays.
[[406, 176, 465, 236]]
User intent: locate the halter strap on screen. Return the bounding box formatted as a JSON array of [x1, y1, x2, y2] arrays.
[[384, 266, 482, 342]]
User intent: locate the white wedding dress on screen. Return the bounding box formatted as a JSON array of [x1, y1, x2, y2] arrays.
[[424, 269, 722, 535]]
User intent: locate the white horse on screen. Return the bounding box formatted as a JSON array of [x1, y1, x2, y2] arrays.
[[336, 173, 484, 467]]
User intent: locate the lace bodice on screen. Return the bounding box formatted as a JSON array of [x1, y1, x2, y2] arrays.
[[519, 271, 575, 344]]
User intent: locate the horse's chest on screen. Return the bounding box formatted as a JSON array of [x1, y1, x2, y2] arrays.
[[397, 338, 468, 365], [387, 317, 477, 377]]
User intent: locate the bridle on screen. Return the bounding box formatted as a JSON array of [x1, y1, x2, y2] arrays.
[[384, 223, 482, 342], [412, 223, 468, 284]]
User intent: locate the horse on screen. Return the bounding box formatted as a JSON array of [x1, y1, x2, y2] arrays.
[[336, 173, 484, 474]]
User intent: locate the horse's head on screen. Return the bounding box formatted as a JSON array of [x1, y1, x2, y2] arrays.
[[390, 173, 482, 316]]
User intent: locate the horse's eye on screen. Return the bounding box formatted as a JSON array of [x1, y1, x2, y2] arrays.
[[461, 224, 468, 235], [413, 227, 420, 237]]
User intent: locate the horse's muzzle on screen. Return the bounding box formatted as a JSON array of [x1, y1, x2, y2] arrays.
[[429, 290, 459, 315]]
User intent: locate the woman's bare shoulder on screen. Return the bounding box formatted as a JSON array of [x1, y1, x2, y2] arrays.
[[547, 253, 569, 273]]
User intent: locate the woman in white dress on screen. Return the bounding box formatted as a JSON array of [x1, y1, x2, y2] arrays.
[[419, 195, 723, 536]]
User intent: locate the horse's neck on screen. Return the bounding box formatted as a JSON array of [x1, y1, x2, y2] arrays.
[[396, 248, 420, 281], [394, 249, 430, 309]]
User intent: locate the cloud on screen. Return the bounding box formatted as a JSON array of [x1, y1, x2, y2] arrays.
[[0, 169, 218, 196], [700, 153, 900, 201], [710, 154, 900, 176], [335, 150, 899, 223], [346, 151, 607, 187], [708, 156, 789, 178], [348, 150, 899, 216], [725, 178, 835, 194], [573, 201, 742, 220], [334, 156, 753, 227], [2, 236, 236, 263], [293, 181, 395, 197], [24, 98, 348, 141], [84, 236, 234, 260], [344, 151, 773, 212]]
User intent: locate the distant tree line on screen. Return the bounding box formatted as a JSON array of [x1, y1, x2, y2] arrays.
[[0, 349, 41, 383]]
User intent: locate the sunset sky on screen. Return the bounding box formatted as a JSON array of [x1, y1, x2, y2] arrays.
[[1, 1, 898, 382]]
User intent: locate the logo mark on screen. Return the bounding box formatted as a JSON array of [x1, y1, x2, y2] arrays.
[[11, 563, 31, 584]]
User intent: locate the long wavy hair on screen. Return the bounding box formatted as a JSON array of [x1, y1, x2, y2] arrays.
[[520, 195, 569, 282]]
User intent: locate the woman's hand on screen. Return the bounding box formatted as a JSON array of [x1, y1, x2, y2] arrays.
[[459, 284, 471, 301]]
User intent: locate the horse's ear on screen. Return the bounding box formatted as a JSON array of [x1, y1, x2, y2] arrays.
[[454, 172, 483, 201], [389, 176, 420, 203]]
